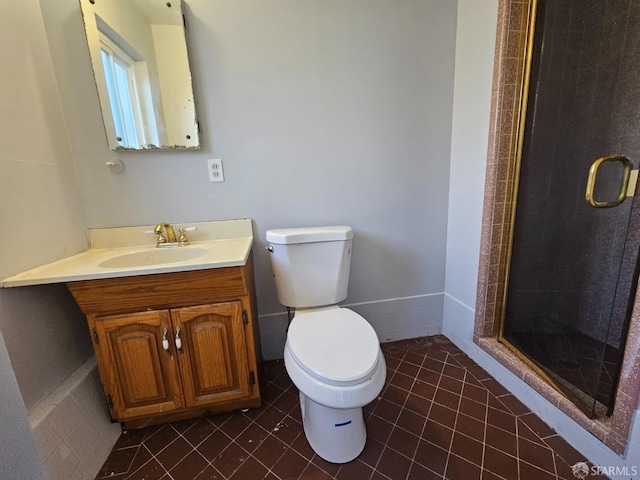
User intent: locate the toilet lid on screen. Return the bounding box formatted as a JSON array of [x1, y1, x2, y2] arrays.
[[287, 308, 380, 386]]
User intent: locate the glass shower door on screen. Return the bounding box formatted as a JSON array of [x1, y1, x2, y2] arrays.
[[499, 0, 640, 418]]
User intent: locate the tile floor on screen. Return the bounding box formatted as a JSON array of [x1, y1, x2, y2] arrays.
[[95, 335, 608, 480], [508, 325, 621, 415]]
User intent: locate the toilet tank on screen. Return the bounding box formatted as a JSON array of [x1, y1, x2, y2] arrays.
[[266, 226, 353, 308]]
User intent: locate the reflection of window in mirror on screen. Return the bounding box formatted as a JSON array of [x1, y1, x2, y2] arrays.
[[96, 15, 167, 149], [100, 38, 142, 148]]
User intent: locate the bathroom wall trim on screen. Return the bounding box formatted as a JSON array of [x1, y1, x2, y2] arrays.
[[258, 293, 444, 360], [473, 0, 640, 455], [258, 292, 445, 316], [347, 292, 445, 307]]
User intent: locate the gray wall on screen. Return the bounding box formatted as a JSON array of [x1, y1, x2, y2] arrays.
[[40, 0, 458, 354], [0, 287, 91, 410]]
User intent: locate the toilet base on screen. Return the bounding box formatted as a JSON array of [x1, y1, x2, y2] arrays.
[[299, 392, 366, 463]]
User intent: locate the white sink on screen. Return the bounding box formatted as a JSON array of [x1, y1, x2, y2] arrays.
[[99, 247, 208, 269], [1, 219, 254, 287]]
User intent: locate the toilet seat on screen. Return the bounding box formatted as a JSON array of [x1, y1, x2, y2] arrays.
[[287, 308, 380, 386]]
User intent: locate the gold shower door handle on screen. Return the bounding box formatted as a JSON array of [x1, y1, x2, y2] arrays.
[[585, 155, 638, 208]]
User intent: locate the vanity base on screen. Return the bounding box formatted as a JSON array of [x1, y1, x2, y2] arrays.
[[121, 397, 262, 430], [68, 255, 262, 428]]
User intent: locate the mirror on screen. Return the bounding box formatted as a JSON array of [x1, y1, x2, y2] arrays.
[[80, 0, 200, 150]]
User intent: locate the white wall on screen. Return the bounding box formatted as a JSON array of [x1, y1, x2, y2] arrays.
[[444, 0, 493, 309], [444, 0, 640, 473], [0, 0, 91, 412], [41, 0, 458, 354]]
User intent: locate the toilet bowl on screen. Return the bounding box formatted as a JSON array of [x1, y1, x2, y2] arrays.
[[265, 226, 387, 463], [284, 306, 386, 463]]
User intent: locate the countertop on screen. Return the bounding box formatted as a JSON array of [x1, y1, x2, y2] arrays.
[[1, 219, 254, 287]]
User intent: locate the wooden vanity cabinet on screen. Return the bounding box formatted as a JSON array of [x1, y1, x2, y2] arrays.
[[67, 254, 262, 428], [93, 309, 184, 421]]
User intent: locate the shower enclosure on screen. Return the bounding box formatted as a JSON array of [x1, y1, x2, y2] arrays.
[[499, 0, 640, 418]]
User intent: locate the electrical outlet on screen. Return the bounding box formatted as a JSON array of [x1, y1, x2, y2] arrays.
[[207, 158, 225, 182]]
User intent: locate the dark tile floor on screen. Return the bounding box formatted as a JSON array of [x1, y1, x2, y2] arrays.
[[95, 335, 607, 480]]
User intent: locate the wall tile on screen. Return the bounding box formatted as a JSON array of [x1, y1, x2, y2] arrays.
[[33, 363, 121, 480], [45, 441, 80, 480], [47, 396, 82, 441], [33, 418, 63, 462]]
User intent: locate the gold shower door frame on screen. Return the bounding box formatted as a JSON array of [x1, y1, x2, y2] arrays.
[[474, 0, 640, 454], [497, 0, 638, 418], [492, 0, 585, 415]]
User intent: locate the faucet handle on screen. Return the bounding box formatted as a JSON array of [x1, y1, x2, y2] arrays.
[[178, 228, 189, 246], [177, 227, 197, 246], [144, 229, 166, 245]]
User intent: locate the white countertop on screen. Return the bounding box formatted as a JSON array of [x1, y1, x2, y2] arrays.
[[1, 219, 254, 287]]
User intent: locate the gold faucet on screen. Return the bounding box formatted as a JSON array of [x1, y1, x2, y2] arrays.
[[154, 223, 177, 246]]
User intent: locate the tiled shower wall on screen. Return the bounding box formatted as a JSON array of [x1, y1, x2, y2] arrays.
[[506, 0, 640, 345], [473, 0, 640, 454]]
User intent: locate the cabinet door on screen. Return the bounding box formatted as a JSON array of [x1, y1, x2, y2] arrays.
[[95, 310, 184, 420], [171, 302, 251, 408]]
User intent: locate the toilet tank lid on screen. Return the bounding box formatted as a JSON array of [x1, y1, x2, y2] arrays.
[[266, 226, 352, 244]]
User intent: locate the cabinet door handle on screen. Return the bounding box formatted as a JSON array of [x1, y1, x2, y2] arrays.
[[161, 328, 171, 354], [175, 326, 183, 352]]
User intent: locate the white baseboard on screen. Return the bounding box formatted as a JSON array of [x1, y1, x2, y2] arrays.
[[259, 293, 445, 360]]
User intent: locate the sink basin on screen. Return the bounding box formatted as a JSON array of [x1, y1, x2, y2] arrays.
[[99, 247, 208, 269], [1, 219, 255, 287]]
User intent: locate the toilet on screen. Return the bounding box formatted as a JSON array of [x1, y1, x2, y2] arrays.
[[265, 226, 386, 463]]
